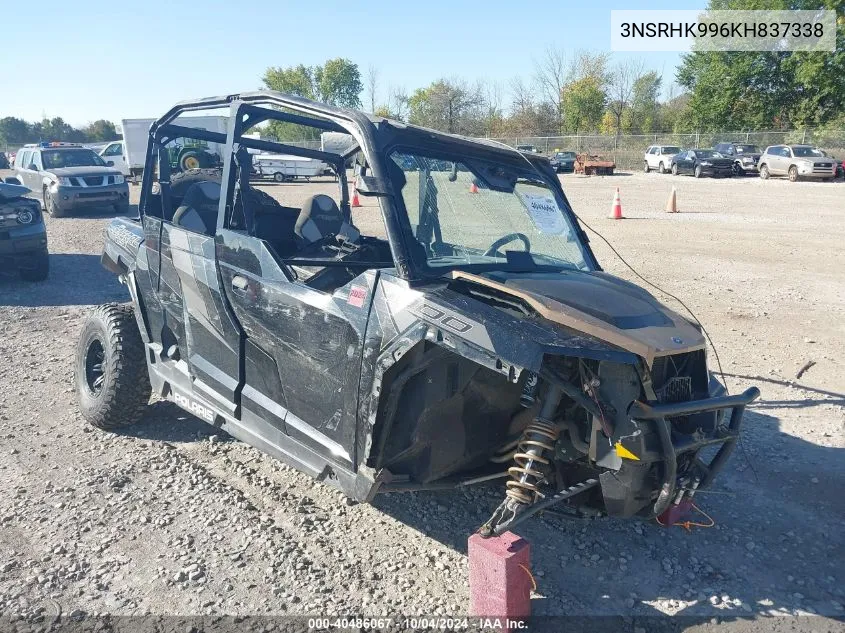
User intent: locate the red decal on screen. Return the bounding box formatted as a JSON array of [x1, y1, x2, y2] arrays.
[[348, 286, 367, 308]]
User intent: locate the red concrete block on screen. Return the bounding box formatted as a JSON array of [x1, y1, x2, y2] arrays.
[[658, 498, 693, 527], [468, 531, 532, 622]]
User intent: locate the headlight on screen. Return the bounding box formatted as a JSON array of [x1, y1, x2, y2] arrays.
[[700, 161, 712, 166], [113, 175, 125, 184], [57, 177, 72, 186], [17, 209, 35, 224]]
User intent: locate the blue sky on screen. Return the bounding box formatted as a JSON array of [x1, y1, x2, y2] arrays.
[[3, 0, 705, 126]]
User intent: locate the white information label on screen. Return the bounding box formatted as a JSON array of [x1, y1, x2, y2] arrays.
[[521, 193, 566, 235]]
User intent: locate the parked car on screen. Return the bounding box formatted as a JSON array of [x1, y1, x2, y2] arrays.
[[14, 142, 129, 217], [516, 144, 540, 154], [0, 178, 49, 280], [819, 150, 844, 179], [643, 145, 681, 174], [671, 149, 733, 178], [714, 142, 762, 176], [549, 151, 576, 173], [758, 145, 837, 182], [72, 90, 758, 540], [0, 153, 10, 169]]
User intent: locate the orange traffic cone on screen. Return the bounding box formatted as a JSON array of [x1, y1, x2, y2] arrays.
[[609, 187, 624, 219], [665, 187, 678, 213], [351, 187, 361, 208], [469, 181, 479, 194]]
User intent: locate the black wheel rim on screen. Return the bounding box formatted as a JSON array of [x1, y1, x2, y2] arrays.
[[84, 338, 106, 396]]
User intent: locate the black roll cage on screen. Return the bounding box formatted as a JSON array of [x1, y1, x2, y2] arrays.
[[137, 90, 601, 282]]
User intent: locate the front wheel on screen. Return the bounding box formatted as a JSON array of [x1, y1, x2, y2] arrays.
[[75, 304, 151, 430], [44, 187, 67, 217], [759, 164, 770, 179], [671, 163, 678, 175], [788, 166, 799, 182], [694, 165, 702, 178], [732, 163, 743, 177], [643, 161, 650, 173]]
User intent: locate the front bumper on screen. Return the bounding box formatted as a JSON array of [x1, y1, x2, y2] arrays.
[[737, 161, 759, 172], [700, 166, 733, 177], [0, 222, 48, 260], [628, 386, 760, 515], [52, 183, 129, 210]]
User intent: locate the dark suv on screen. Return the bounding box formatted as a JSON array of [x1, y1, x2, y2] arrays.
[[714, 142, 762, 176], [0, 179, 48, 280], [14, 143, 129, 217]]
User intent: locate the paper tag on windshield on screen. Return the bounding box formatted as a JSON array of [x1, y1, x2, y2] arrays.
[[520, 193, 566, 235]]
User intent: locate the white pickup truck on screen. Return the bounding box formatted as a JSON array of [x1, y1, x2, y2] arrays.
[[644, 145, 681, 174]]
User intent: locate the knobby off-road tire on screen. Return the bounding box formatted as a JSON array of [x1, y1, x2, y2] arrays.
[[76, 304, 151, 430], [168, 168, 223, 199]]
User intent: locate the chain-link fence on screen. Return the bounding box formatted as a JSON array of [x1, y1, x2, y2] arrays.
[[6, 129, 844, 172], [483, 130, 845, 170]]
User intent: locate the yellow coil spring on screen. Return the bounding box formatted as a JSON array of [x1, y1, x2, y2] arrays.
[[506, 419, 559, 505]]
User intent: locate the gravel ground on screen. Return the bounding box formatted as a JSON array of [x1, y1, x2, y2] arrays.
[[0, 169, 843, 630]]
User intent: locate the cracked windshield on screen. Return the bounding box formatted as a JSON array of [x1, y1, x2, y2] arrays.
[[389, 151, 590, 272]]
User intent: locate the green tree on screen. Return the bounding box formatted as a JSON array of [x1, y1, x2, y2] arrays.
[[0, 117, 31, 144], [315, 58, 362, 108], [262, 59, 362, 140], [262, 64, 316, 99], [84, 120, 119, 142], [628, 71, 662, 133], [561, 76, 606, 132], [676, 0, 845, 130], [407, 79, 483, 135]]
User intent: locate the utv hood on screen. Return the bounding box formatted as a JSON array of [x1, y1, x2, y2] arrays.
[[451, 270, 705, 366]]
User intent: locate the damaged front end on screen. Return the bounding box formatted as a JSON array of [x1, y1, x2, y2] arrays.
[[479, 354, 758, 536], [365, 270, 759, 537]]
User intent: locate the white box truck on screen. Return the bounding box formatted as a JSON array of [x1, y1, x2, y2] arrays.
[[100, 116, 229, 179]]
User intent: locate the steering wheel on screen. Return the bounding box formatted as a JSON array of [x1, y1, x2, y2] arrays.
[[483, 233, 531, 257]]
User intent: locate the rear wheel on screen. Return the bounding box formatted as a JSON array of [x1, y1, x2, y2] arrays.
[[671, 163, 678, 175], [179, 151, 202, 171], [75, 304, 151, 430], [788, 166, 799, 182], [273, 172, 286, 183], [759, 164, 770, 179], [658, 161, 666, 174], [643, 161, 650, 173], [19, 248, 49, 282]]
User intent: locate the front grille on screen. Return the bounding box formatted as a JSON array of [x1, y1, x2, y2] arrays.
[[83, 176, 106, 186], [77, 191, 114, 198]]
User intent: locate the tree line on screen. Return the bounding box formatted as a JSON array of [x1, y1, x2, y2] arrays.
[[0, 116, 119, 147]]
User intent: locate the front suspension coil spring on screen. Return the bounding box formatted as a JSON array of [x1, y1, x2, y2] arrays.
[[506, 418, 559, 506]]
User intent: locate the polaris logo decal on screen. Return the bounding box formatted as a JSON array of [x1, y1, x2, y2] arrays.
[[413, 303, 473, 334], [172, 391, 215, 423], [108, 225, 143, 251]]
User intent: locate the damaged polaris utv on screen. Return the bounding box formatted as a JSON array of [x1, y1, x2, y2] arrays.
[[74, 91, 758, 537]]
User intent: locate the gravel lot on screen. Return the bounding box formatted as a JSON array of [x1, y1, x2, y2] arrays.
[[0, 168, 843, 630]]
